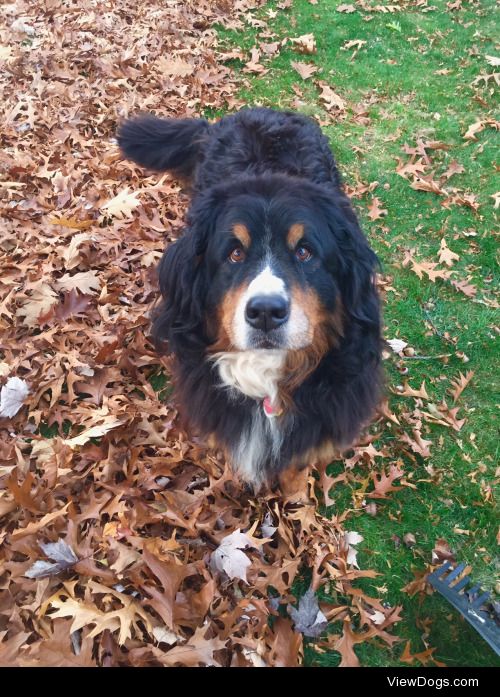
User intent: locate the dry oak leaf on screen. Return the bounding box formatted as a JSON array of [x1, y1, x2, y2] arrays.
[[449, 278, 477, 298], [25, 539, 79, 579], [16, 281, 58, 326], [55, 270, 100, 294], [449, 370, 474, 403], [291, 61, 318, 80], [387, 338, 408, 354], [253, 556, 302, 595], [243, 47, 267, 75], [395, 158, 427, 178], [101, 187, 141, 219], [463, 118, 499, 141], [436, 402, 466, 431], [431, 538, 456, 564], [316, 81, 346, 112], [404, 255, 451, 282], [141, 547, 197, 629], [395, 380, 429, 399], [62, 416, 126, 448], [337, 4, 357, 12], [400, 641, 444, 667], [410, 176, 447, 196], [49, 216, 93, 230], [155, 56, 194, 77], [287, 586, 328, 638], [210, 529, 257, 582], [367, 196, 388, 221], [369, 464, 406, 499], [55, 290, 92, 321], [270, 617, 303, 667], [62, 232, 92, 269], [400, 430, 433, 458], [332, 618, 362, 667], [160, 625, 227, 667], [47, 587, 152, 645], [16, 620, 95, 668], [342, 39, 367, 51], [11, 501, 71, 539], [438, 238, 459, 267], [441, 159, 465, 181], [345, 531, 364, 567], [0, 376, 29, 418], [289, 33, 317, 55]]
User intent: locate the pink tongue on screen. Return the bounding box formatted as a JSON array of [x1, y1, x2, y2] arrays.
[[263, 396, 276, 415]]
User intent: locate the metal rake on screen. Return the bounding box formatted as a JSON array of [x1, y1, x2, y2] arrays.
[[427, 560, 500, 656]]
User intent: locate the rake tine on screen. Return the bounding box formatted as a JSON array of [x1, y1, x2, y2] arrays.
[[429, 560, 452, 580], [451, 576, 470, 592], [467, 584, 481, 599], [427, 559, 500, 655], [470, 591, 490, 609], [442, 562, 466, 584]]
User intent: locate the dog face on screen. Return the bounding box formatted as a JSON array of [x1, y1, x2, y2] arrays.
[[203, 194, 343, 353], [154, 174, 378, 362]]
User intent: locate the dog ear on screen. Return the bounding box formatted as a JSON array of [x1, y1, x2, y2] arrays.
[[152, 191, 222, 356], [318, 190, 381, 371], [322, 193, 380, 325]]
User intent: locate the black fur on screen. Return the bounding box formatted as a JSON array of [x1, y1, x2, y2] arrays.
[[118, 108, 382, 483]]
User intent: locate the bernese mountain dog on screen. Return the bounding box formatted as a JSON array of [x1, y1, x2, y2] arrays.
[[118, 108, 382, 494]]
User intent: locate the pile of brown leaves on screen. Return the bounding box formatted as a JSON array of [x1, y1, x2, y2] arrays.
[[0, 0, 476, 668]]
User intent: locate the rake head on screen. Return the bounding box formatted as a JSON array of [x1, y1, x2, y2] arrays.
[[427, 560, 500, 657]]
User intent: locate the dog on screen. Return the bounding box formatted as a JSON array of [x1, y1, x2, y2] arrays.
[[118, 108, 382, 496]]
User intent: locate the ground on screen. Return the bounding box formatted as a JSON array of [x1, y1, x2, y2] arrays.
[[0, 0, 498, 667]]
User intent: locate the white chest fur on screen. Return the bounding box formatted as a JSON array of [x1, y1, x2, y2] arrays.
[[210, 349, 286, 406], [210, 350, 288, 485]]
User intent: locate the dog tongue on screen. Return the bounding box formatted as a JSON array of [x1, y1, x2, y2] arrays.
[[263, 396, 281, 417]]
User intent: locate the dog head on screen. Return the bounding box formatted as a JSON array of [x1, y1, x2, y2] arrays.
[[153, 174, 380, 371]]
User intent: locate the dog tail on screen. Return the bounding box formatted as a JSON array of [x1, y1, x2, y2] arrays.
[[117, 114, 210, 178]]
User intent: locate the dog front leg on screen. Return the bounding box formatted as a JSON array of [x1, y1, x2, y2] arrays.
[[278, 465, 311, 503]]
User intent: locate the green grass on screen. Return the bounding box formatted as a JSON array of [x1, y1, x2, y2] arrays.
[[214, 0, 499, 667]]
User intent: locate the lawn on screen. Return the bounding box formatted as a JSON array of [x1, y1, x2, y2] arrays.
[[215, 0, 499, 667], [0, 0, 497, 668]]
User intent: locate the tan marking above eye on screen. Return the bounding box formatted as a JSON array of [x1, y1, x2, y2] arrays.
[[232, 223, 251, 249], [287, 223, 305, 250]]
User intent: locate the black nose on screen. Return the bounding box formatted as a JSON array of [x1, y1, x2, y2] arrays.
[[245, 295, 290, 332]]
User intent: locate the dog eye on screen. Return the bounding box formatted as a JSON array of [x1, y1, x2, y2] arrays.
[[295, 245, 313, 262], [229, 247, 246, 263]]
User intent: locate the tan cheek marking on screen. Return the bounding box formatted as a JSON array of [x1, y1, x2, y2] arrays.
[[279, 288, 344, 403], [208, 282, 248, 352], [233, 223, 251, 249], [287, 223, 305, 250], [292, 285, 344, 348]]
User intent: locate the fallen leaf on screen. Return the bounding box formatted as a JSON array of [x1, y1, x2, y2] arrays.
[[210, 529, 256, 582], [289, 33, 317, 55], [367, 196, 388, 221], [101, 187, 141, 219], [288, 586, 328, 637], [62, 416, 126, 448], [438, 238, 459, 267], [17, 282, 58, 326], [448, 370, 474, 403], [0, 377, 29, 418], [291, 61, 318, 80], [25, 539, 79, 579]]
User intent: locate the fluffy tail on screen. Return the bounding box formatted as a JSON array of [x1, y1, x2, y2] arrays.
[[117, 114, 210, 178]]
